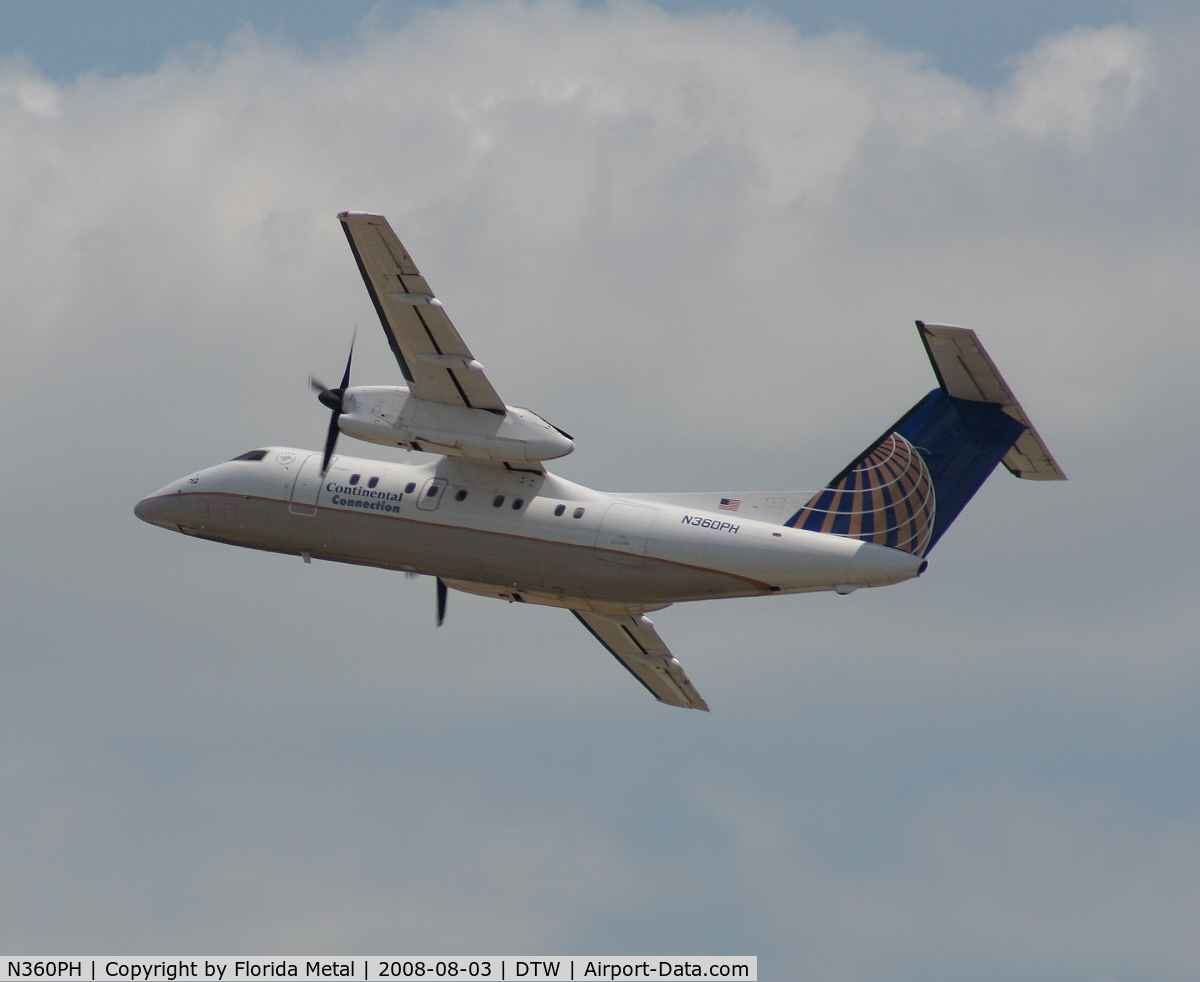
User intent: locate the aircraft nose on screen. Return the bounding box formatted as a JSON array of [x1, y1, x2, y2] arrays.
[[134, 493, 173, 528]]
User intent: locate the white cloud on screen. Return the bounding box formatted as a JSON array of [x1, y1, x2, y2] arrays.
[[0, 1, 1198, 972], [999, 24, 1150, 145]]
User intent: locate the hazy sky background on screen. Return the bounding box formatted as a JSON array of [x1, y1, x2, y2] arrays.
[[0, 1, 1197, 978]]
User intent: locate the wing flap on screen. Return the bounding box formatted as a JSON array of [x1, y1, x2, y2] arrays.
[[572, 610, 709, 711], [918, 322, 1066, 480], [339, 212, 506, 412]]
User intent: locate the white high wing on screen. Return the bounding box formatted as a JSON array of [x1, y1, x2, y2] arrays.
[[136, 213, 1065, 711]]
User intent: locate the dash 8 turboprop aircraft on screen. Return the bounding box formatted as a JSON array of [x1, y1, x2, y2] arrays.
[[136, 212, 1066, 711]]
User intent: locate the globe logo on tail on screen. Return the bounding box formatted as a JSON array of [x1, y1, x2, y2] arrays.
[[785, 432, 936, 557]]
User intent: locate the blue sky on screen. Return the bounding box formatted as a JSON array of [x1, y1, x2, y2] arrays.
[[0, 1, 1197, 977], [0, 0, 1156, 86]]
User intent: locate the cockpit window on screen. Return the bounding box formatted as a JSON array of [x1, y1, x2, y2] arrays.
[[231, 449, 268, 461]]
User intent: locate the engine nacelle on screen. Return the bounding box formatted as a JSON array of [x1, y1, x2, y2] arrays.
[[336, 385, 574, 463]]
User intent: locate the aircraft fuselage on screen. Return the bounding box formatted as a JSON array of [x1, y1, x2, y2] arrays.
[[135, 447, 923, 613]]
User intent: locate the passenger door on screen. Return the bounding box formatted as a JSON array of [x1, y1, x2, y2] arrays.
[[289, 454, 324, 516], [417, 477, 448, 511]]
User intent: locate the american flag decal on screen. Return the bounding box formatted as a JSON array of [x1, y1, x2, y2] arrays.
[[719, 498, 741, 511]]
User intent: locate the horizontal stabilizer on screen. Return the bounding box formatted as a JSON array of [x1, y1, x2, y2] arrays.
[[918, 323, 1066, 480], [572, 611, 709, 711]]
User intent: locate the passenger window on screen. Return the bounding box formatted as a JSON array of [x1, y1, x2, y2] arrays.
[[405, 482, 416, 494], [426, 485, 439, 498], [455, 489, 468, 502], [573, 507, 585, 519], [512, 498, 524, 510], [493, 495, 505, 508], [554, 504, 565, 517], [349, 474, 360, 486], [368, 476, 379, 489]]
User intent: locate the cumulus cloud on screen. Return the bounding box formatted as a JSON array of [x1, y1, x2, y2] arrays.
[[999, 24, 1150, 144], [0, 1, 1197, 973]]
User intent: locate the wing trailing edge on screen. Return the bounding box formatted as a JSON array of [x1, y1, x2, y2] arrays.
[[338, 212, 507, 412], [572, 610, 709, 711]]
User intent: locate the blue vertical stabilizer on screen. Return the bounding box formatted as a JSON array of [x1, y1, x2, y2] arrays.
[[893, 389, 1026, 550], [784, 324, 1059, 556]]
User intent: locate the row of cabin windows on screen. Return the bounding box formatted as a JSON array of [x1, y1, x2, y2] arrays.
[[343, 477, 584, 520], [234, 457, 586, 519], [352, 476, 418, 495], [225, 456, 568, 517], [341, 471, 587, 519]]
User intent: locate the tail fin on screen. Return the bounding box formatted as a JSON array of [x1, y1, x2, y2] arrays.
[[784, 323, 1065, 556]]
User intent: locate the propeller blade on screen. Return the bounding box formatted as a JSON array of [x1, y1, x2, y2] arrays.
[[320, 408, 340, 476], [338, 330, 356, 391], [314, 331, 358, 476], [436, 577, 447, 627]]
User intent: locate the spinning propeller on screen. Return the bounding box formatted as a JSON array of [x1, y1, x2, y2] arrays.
[[309, 331, 356, 476], [311, 332, 450, 627]]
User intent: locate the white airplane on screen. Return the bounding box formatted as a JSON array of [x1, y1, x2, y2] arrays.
[[136, 212, 1066, 711]]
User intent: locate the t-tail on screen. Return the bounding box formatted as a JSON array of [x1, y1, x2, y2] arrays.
[[785, 323, 1065, 556]]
